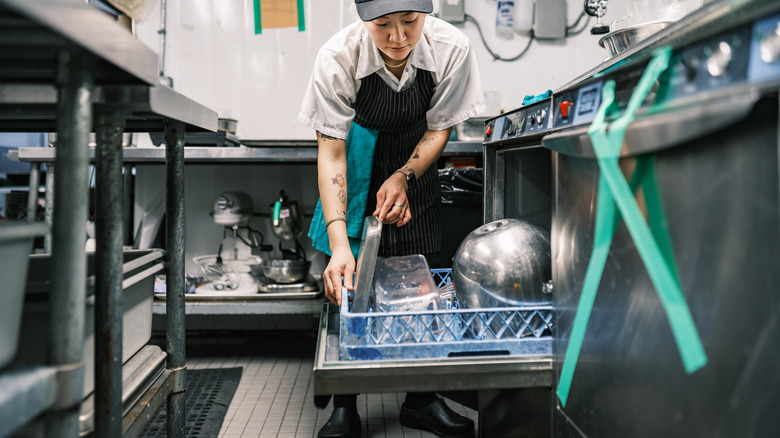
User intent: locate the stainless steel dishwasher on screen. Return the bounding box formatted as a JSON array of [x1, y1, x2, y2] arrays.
[[542, 1, 780, 436]]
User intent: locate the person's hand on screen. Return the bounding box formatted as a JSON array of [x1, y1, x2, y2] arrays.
[[374, 173, 412, 227], [322, 246, 355, 306]]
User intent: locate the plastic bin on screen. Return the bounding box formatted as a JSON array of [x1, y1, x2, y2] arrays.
[[339, 269, 554, 361], [0, 222, 47, 369], [14, 249, 165, 397]]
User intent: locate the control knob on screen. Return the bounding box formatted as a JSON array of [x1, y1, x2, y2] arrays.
[[760, 22, 780, 64], [706, 41, 732, 77]]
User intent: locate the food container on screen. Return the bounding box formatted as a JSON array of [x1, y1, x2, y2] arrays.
[[339, 269, 554, 361], [0, 222, 47, 369], [15, 249, 164, 397], [372, 255, 441, 313]]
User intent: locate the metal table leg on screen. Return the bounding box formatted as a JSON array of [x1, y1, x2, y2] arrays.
[[94, 110, 126, 438], [44, 161, 55, 253], [26, 162, 40, 222], [164, 118, 187, 438], [45, 49, 92, 438]]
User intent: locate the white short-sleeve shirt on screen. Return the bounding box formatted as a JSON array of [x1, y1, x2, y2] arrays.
[[298, 15, 485, 140]]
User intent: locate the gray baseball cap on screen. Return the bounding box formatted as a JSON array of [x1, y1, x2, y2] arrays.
[[355, 0, 433, 21]]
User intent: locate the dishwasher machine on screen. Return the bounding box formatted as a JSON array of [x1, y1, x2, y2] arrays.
[[541, 0, 780, 436]]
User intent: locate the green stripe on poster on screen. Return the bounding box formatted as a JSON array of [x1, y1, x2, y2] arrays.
[[253, 0, 262, 34], [297, 0, 305, 31]]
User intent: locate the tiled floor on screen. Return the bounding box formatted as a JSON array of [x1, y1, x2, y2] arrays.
[[180, 331, 478, 438]]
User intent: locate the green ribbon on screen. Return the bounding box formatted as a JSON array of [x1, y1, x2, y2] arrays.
[[556, 47, 708, 406]]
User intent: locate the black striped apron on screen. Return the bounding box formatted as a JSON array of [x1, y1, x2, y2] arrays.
[[352, 70, 440, 257]]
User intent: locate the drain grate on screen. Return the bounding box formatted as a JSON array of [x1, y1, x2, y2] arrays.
[[141, 367, 242, 437]]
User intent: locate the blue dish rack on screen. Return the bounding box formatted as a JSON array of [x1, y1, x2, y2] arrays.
[[339, 269, 554, 361]]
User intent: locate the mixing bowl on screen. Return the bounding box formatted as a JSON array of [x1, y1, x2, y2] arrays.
[[263, 259, 310, 284], [452, 218, 552, 309]]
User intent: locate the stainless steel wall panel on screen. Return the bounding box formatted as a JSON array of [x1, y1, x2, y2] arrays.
[[551, 98, 780, 437]]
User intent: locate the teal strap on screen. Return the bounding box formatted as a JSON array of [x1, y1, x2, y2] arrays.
[[557, 47, 708, 406]]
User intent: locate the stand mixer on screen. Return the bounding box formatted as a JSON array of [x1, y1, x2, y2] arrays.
[[195, 191, 271, 294], [259, 190, 317, 291]]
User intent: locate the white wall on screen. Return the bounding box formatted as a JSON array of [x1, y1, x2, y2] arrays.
[[135, 0, 631, 140]]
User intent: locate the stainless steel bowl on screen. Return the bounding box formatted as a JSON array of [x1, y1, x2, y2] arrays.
[[262, 259, 310, 284], [452, 219, 552, 309], [598, 21, 673, 57]]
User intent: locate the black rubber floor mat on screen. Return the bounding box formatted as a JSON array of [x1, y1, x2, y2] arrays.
[[141, 367, 242, 437]]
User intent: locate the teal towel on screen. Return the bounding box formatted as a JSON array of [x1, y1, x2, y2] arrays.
[[522, 89, 552, 105], [308, 122, 379, 258]]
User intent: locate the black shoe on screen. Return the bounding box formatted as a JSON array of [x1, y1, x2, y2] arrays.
[[314, 394, 333, 408], [400, 398, 475, 438], [318, 406, 361, 438]]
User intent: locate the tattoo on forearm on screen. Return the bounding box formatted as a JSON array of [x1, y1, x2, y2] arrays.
[[336, 209, 346, 216], [412, 147, 420, 159], [337, 189, 346, 204], [318, 132, 340, 142], [331, 173, 345, 186], [419, 136, 435, 146]]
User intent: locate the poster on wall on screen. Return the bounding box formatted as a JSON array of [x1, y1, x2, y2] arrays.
[[253, 0, 306, 34]]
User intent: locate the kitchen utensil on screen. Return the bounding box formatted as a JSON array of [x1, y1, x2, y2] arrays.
[[262, 259, 310, 284], [452, 218, 552, 309], [352, 216, 382, 313], [598, 21, 673, 57]]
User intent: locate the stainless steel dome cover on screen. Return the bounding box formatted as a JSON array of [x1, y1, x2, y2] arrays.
[[452, 218, 552, 309]]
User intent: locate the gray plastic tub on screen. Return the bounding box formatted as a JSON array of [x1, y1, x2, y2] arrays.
[[0, 222, 47, 369], [14, 249, 164, 397]]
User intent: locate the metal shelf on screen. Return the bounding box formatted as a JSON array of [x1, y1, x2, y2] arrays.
[[153, 298, 323, 316], [0, 0, 158, 85], [12, 141, 483, 163], [0, 0, 213, 435], [0, 83, 217, 133], [0, 365, 58, 437]]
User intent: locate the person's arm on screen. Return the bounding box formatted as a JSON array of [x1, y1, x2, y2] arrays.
[[316, 130, 355, 305], [374, 127, 453, 225]]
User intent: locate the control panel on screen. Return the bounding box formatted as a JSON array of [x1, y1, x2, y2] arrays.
[[483, 99, 552, 144]]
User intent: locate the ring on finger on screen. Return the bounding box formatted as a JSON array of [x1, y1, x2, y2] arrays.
[[393, 203, 404, 208]]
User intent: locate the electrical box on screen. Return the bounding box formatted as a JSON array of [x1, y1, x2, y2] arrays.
[[534, 0, 566, 39], [437, 0, 465, 24]]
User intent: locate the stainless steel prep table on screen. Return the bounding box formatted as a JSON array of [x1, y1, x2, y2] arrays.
[[0, 0, 216, 436]]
